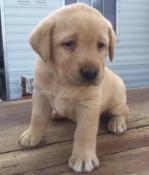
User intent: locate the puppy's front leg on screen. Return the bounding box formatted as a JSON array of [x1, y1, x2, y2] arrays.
[[69, 103, 100, 173], [19, 90, 51, 147]]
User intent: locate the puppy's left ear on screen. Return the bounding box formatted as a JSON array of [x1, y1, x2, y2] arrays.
[[29, 18, 55, 62], [108, 23, 116, 62]]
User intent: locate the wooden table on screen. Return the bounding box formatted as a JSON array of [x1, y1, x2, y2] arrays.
[[0, 88, 149, 175]]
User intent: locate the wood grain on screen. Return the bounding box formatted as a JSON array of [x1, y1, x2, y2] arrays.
[[0, 88, 149, 175], [0, 125, 149, 175], [42, 146, 149, 175]]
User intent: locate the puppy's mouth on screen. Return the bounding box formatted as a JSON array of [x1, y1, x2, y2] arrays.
[[66, 73, 101, 87], [80, 79, 101, 86]]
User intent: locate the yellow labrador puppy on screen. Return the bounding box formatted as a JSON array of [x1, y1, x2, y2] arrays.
[[19, 3, 129, 173]]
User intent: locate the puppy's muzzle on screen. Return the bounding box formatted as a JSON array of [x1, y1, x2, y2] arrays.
[[80, 66, 99, 81]]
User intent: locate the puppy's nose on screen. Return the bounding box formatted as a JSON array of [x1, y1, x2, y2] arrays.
[[80, 66, 99, 80]]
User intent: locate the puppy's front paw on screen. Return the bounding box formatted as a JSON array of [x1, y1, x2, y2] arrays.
[[108, 116, 127, 134], [19, 128, 43, 148], [69, 153, 99, 173]]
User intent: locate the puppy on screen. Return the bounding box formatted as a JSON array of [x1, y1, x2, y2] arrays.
[[19, 3, 129, 173]]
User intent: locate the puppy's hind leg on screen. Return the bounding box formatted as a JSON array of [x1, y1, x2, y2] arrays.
[[19, 90, 51, 147], [108, 103, 129, 134]]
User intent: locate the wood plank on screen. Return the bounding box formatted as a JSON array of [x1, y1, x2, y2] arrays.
[[0, 99, 31, 107], [127, 88, 149, 105], [0, 126, 149, 175], [0, 88, 149, 153], [43, 146, 149, 175]]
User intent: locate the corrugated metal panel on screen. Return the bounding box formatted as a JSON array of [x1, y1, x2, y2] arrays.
[[109, 0, 149, 88], [2, 0, 62, 99]]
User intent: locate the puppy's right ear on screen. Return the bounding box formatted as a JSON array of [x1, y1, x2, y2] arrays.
[[108, 22, 116, 62], [29, 18, 55, 62]]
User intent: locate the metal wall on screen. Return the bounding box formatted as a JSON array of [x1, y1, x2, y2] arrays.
[[110, 0, 149, 88], [1, 0, 62, 99], [1, 0, 149, 99]]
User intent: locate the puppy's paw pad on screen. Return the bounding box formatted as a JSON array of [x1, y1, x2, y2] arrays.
[[108, 117, 127, 134], [19, 129, 43, 148], [69, 153, 99, 173]]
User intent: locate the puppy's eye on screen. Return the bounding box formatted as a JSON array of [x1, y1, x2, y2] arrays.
[[62, 41, 75, 50], [97, 42, 105, 50]]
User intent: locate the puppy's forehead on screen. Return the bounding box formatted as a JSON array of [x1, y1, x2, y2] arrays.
[[53, 5, 109, 42], [53, 3, 101, 17]]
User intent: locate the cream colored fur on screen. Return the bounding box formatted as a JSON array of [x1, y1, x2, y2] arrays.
[[19, 3, 129, 173]]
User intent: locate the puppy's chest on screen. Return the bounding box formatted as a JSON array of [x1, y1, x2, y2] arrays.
[[52, 91, 76, 118]]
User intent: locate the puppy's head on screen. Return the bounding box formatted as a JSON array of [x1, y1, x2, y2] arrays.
[[30, 3, 116, 86]]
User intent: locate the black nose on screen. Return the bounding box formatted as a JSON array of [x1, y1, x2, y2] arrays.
[[80, 66, 99, 81]]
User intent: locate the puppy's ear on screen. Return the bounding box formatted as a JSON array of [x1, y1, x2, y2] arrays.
[[29, 18, 55, 62], [108, 22, 116, 62]]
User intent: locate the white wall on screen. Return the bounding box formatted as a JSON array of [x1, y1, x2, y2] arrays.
[[110, 0, 149, 87], [1, 0, 62, 99]]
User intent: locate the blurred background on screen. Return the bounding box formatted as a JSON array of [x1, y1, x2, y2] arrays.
[[0, 0, 149, 100]]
